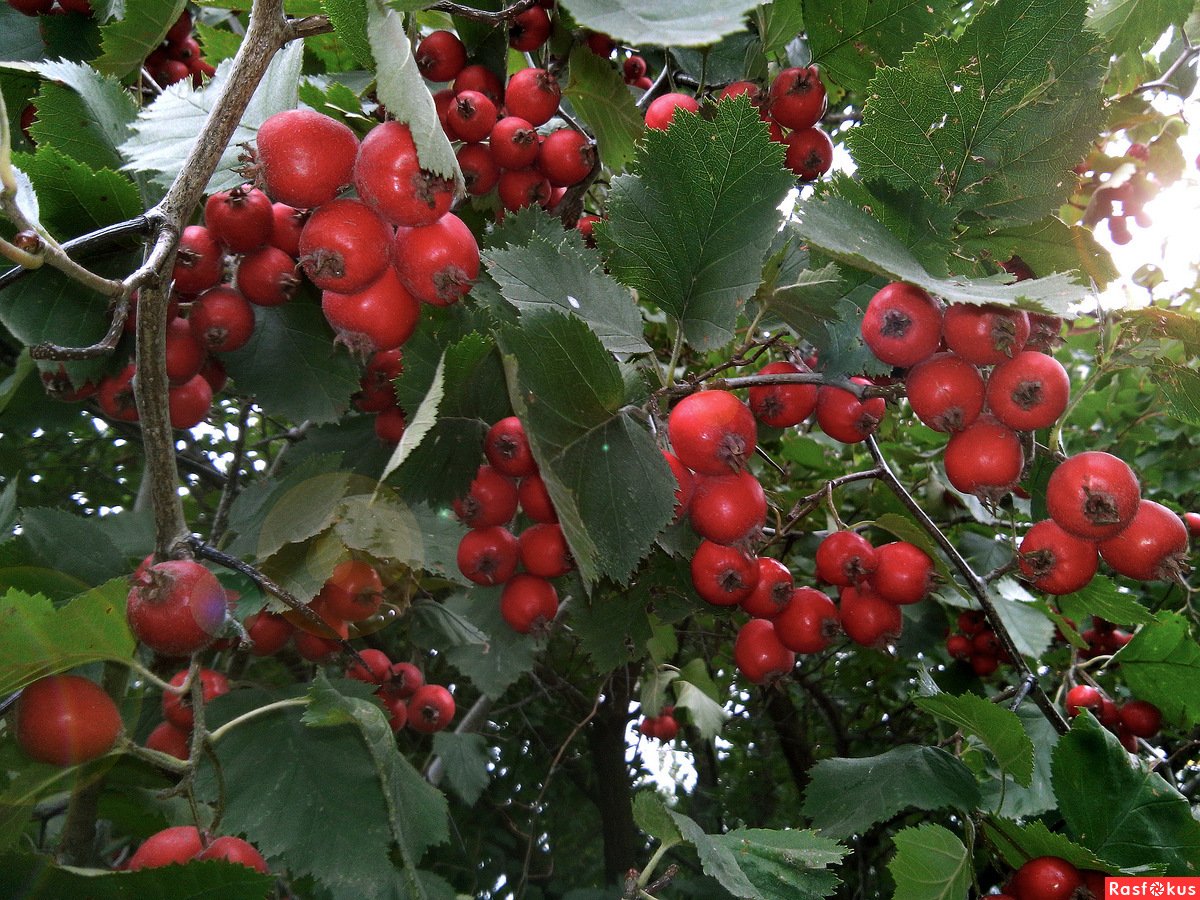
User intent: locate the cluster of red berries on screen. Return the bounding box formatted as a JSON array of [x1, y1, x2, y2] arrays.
[[996, 856, 1106, 900], [637, 705, 679, 742], [121, 825, 268, 874], [7, 0, 94, 14], [945, 611, 1011, 677], [144, 667, 230, 760], [1075, 616, 1132, 658], [145, 10, 215, 89], [453, 416, 573, 634], [344, 648, 456, 735], [1078, 141, 1158, 245], [1065, 683, 1161, 751]]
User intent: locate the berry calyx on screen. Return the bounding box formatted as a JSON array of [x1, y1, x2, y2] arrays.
[[1046, 451, 1141, 541], [747, 361, 817, 428], [860, 282, 943, 367]]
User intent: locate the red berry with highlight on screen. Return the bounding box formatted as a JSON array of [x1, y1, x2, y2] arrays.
[[500, 573, 559, 634], [668, 390, 756, 475], [748, 361, 817, 428], [904, 352, 985, 432], [255, 109, 359, 209], [861, 282, 943, 367], [1046, 451, 1141, 541]]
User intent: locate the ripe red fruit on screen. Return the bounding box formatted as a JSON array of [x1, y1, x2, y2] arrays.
[[162, 668, 230, 729], [321, 560, 384, 621], [768, 66, 826, 130], [690, 541, 759, 606], [500, 574, 559, 633], [839, 585, 903, 648], [387, 662, 424, 699], [861, 282, 943, 367], [1064, 684, 1102, 716], [815, 379, 886, 443], [485, 416, 536, 478], [454, 465, 519, 527], [539, 129, 596, 186], [869, 541, 934, 604], [644, 92, 700, 130], [815, 531, 878, 587], [393, 213, 480, 306], [504, 67, 561, 127], [783, 127, 834, 181], [354, 121, 455, 227], [255, 109, 359, 209], [197, 835, 270, 873], [145, 720, 190, 760], [98, 363, 139, 422], [652, 714, 679, 741], [498, 167, 552, 211], [321, 266, 421, 354], [941, 303, 1031, 366], [127, 560, 228, 656], [457, 142, 500, 195], [971, 653, 1000, 676], [127, 826, 204, 870], [453, 64, 504, 103], [509, 5, 551, 51], [668, 390, 757, 475], [733, 618, 795, 684], [747, 361, 817, 427], [347, 648, 393, 685], [740, 557, 794, 618], [774, 587, 840, 653], [165, 316, 205, 386], [1098, 499, 1189, 581], [986, 351, 1070, 432], [172, 225, 224, 295], [299, 198, 392, 294], [1018, 520, 1098, 595], [662, 450, 694, 522], [518, 523, 573, 578], [687, 471, 767, 545], [237, 245, 298, 307], [1046, 451, 1141, 541], [407, 684, 456, 733], [244, 609, 293, 656], [168, 374, 213, 429], [188, 285, 257, 353], [904, 352, 985, 432], [518, 472, 557, 523], [380, 692, 409, 731], [457, 526, 519, 586], [269, 203, 306, 257], [15, 675, 123, 766], [946, 633, 972, 659], [204, 185, 273, 254], [416, 30, 467, 83], [1011, 856, 1084, 900], [1119, 699, 1162, 737], [623, 55, 648, 82], [446, 89, 498, 143], [356, 348, 403, 412], [490, 116, 540, 170], [9, 0, 55, 15], [374, 407, 406, 444], [942, 415, 1023, 500], [293, 630, 341, 661], [1026, 313, 1064, 353]]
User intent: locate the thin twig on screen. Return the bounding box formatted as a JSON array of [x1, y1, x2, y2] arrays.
[[209, 402, 253, 547], [430, 0, 538, 24]]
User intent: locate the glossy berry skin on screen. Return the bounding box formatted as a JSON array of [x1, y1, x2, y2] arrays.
[[508, 5, 551, 51], [237, 245, 298, 307], [500, 574, 559, 634], [127, 560, 228, 657], [986, 351, 1070, 432], [321, 560, 384, 622], [457, 142, 500, 195], [839, 585, 903, 648], [747, 361, 817, 428], [773, 587, 840, 653], [162, 667, 231, 730], [172, 225, 224, 295], [861, 282, 943, 367], [733, 618, 795, 685], [768, 66, 826, 130], [204, 185, 273, 254], [815, 531, 877, 587], [490, 116, 540, 170], [354, 121, 455, 227], [1098, 499, 1189, 581], [946, 633, 973, 659], [1119, 700, 1162, 737], [255, 109, 359, 209], [446, 90, 497, 143], [127, 826, 204, 870], [168, 374, 213, 430], [498, 168, 552, 211], [244, 610, 293, 656], [518, 472, 557, 523], [15, 675, 123, 766], [687, 471, 767, 545], [269, 203, 306, 257], [690, 541, 759, 606], [1010, 856, 1084, 900], [784, 127, 834, 181], [145, 720, 190, 760], [98, 363, 139, 422], [189, 286, 256, 353], [668, 390, 757, 475], [941, 303, 1030, 366], [386, 662, 424, 700], [454, 465, 519, 527], [644, 92, 700, 130], [943, 415, 1023, 500], [453, 65, 504, 103], [393, 213, 480, 306], [165, 316, 205, 386], [1065, 684, 1102, 716], [662, 450, 694, 522], [416, 30, 467, 82], [197, 836, 270, 873], [374, 406, 405, 444], [1184, 511, 1200, 537], [299, 198, 392, 294], [519, 523, 573, 579], [504, 67, 561, 127], [407, 684, 456, 733], [740, 557, 794, 619], [1018, 520, 1098, 595], [321, 266, 421, 354], [869, 542, 934, 604], [346, 648, 393, 685], [457, 524, 521, 586], [1046, 451, 1141, 541], [539, 129, 596, 186], [815, 379, 886, 443], [489, 418, 539, 480], [904, 352, 985, 432]]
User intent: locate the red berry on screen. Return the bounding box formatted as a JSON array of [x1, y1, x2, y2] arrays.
[[374, 407, 406, 444], [498, 167, 552, 211], [204, 185, 273, 254], [347, 648, 393, 684], [162, 668, 230, 730], [815, 379, 886, 443], [1018, 520, 1098, 595], [354, 121, 455, 227], [294, 630, 341, 661], [509, 5, 552, 50], [484, 416, 537, 478], [941, 303, 1030, 366], [774, 587, 840, 653], [946, 633, 973, 659], [733, 618, 795, 685], [815, 531, 877, 587], [740, 557, 794, 618], [1046, 451, 1141, 541], [172, 225, 224, 295], [197, 836, 270, 873], [490, 116, 540, 169], [321, 266, 421, 354], [690, 541, 759, 606], [986, 351, 1070, 432], [244, 610, 293, 656], [457, 142, 500, 195], [15, 675, 123, 766], [1183, 511, 1200, 537], [768, 66, 826, 130], [9, 0, 55, 15], [1026, 313, 1064, 353], [1011, 856, 1084, 900], [98, 363, 139, 422], [869, 541, 934, 604], [942, 414, 1023, 500], [783, 126, 834, 181], [518, 523, 573, 578], [453, 64, 504, 103], [518, 472, 558, 523], [268, 203, 306, 257], [237, 245, 298, 307], [446, 90, 498, 143], [145, 720, 190, 760], [499, 573, 559, 634], [687, 471, 767, 545], [393, 213, 480, 306], [189, 285, 257, 353], [168, 373, 213, 429], [454, 465, 519, 527], [256, 109, 359, 209], [623, 55, 647, 82], [321, 560, 384, 622], [386, 662, 424, 699], [668, 390, 757, 475], [407, 684, 456, 733], [539, 129, 596, 186], [165, 316, 205, 386], [504, 67, 561, 127], [904, 352, 985, 432], [1098, 499, 1189, 581], [127, 560, 228, 657], [1119, 699, 1162, 737], [747, 361, 817, 427], [299, 198, 392, 294], [416, 30, 467, 83], [1065, 684, 1102, 716], [861, 282, 943, 367], [971, 653, 1000, 676], [127, 826, 204, 870], [644, 92, 700, 130], [839, 585, 902, 648]]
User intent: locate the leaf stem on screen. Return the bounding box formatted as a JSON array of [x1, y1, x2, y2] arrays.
[[207, 697, 309, 744]]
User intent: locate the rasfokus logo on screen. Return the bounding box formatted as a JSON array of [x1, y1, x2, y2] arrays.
[[1107, 878, 1200, 897]]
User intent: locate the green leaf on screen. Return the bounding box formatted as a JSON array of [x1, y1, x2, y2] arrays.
[[325, 0, 372, 67], [1156, 364, 1200, 426], [441, 588, 543, 698], [633, 791, 684, 845], [224, 453, 345, 558], [599, 97, 794, 350], [1115, 611, 1200, 727], [11, 146, 142, 238], [801, 745, 981, 838], [1052, 714, 1200, 873], [381, 353, 444, 483], [254, 469, 354, 560], [497, 311, 676, 587], [794, 194, 1090, 315], [889, 825, 971, 900], [1088, 0, 1193, 56], [847, 0, 1107, 226], [0, 7, 43, 61], [559, 0, 760, 46], [708, 828, 846, 900], [760, 0, 805, 59], [916, 692, 1034, 786], [1058, 575, 1152, 627], [431, 731, 491, 806], [669, 810, 761, 898], [0, 582, 134, 695], [761, 261, 846, 342], [94, 0, 187, 77], [563, 46, 643, 174], [959, 217, 1118, 288], [673, 680, 730, 741], [982, 817, 1121, 874], [334, 495, 465, 581], [485, 233, 650, 356], [20, 507, 127, 587], [572, 589, 653, 672], [195, 19, 245, 66], [979, 705, 1061, 818], [220, 299, 360, 426], [804, 0, 956, 94], [990, 578, 1055, 659], [0, 853, 276, 900]]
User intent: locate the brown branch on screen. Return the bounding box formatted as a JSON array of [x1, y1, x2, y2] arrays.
[[429, 0, 538, 25]]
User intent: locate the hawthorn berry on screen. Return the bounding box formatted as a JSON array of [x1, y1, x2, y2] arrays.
[[354, 121, 455, 227], [861, 282, 943, 367], [499, 573, 559, 634], [509, 5, 551, 50], [15, 675, 123, 766], [172, 225, 224, 295], [127, 826, 204, 870], [457, 142, 500, 196], [244, 609, 294, 656], [393, 213, 480, 306], [815, 379, 886, 444], [783, 127, 834, 181], [687, 471, 767, 545], [773, 587, 840, 653], [747, 361, 817, 428], [98, 363, 139, 422], [1018, 520, 1098, 595], [321, 266, 421, 354], [869, 541, 934, 604], [347, 648, 393, 685], [168, 374, 213, 429], [518, 472, 558, 523], [668, 390, 757, 475], [453, 64, 504, 103], [941, 303, 1030, 366], [539, 129, 596, 186], [454, 465, 519, 527], [518, 523, 573, 579], [299, 198, 393, 294], [416, 30, 467, 82], [446, 90, 498, 143], [942, 414, 1023, 500], [1119, 699, 1162, 737], [661, 450, 694, 522], [204, 185, 273, 254], [815, 531, 878, 587], [145, 720, 190, 760], [189, 286, 257, 353], [498, 168, 552, 211], [904, 352, 985, 432], [768, 65, 826, 130], [197, 836, 270, 873], [740, 556, 794, 619], [504, 67, 561, 127], [985, 351, 1070, 432], [1064, 684, 1102, 716], [839, 585, 902, 648], [237, 245, 298, 307], [165, 316, 205, 386], [374, 407, 406, 444], [484, 416, 536, 478], [255, 109, 359, 209], [162, 668, 230, 730], [127, 560, 228, 657], [733, 618, 795, 685], [690, 540, 759, 606], [1010, 856, 1084, 900], [1046, 451, 1141, 541], [1098, 499, 1189, 581], [321, 560, 384, 622], [644, 92, 700, 130]]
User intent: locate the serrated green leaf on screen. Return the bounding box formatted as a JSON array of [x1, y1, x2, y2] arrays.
[[762, 261, 845, 342], [485, 233, 649, 356], [801, 746, 981, 838], [0, 582, 134, 695], [1088, 0, 1193, 56], [497, 311, 675, 587], [1115, 611, 1200, 727], [93, 0, 187, 77], [195, 19, 244, 66], [254, 469, 354, 561], [673, 680, 729, 740], [573, 589, 653, 671], [441, 587, 543, 698], [709, 828, 846, 900], [20, 507, 127, 587], [599, 97, 794, 351], [0, 853, 276, 900], [11, 146, 141, 238], [633, 791, 683, 846], [979, 705, 1061, 818], [224, 453, 345, 558], [639, 667, 678, 716], [18, 60, 137, 171], [1058, 576, 1152, 627], [982, 816, 1122, 874], [794, 194, 1090, 315], [991, 578, 1055, 659], [916, 692, 1034, 786], [559, 0, 760, 46], [804, 0, 956, 95], [761, 0, 805, 58], [563, 46, 643, 174], [0, 7, 43, 61], [669, 810, 761, 898], [334, 495, 463, 580], [1052, 714, 1200, 873], [1156, 364, 1200, 426], [847, 0, 1107, 226], [959, 217, 1118, 288], [381, 353, 444, 483], [431, 731, 491, 806], [888, 824, 971, 900], [325, 0, 372, 67]]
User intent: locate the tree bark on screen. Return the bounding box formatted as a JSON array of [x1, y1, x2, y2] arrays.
[[584, 673, 638, 884]]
